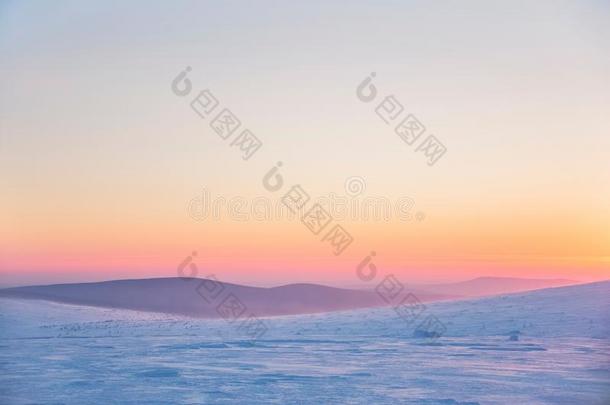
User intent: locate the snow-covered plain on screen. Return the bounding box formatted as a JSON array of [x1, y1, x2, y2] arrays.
[[1, 281, 609, 404]]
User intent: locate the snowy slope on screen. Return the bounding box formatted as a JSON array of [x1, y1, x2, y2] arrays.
[[0, 281, 608, 404]]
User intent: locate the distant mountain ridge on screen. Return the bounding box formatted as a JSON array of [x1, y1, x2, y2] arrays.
[[0, 276, 581, 318], [0, 277, 452, 318], [414, 277, 578, 298]]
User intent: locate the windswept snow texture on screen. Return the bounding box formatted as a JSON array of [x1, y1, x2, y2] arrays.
[[1, 281, 609, 404]]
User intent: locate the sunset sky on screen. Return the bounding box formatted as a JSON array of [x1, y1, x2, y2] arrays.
[[1, 0, 609, 287]]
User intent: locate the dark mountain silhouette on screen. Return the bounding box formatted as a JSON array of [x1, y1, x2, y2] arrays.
[[0, 277, 453, 318]]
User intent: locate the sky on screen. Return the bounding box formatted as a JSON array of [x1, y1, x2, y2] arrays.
[[1, 0, 609, 287]]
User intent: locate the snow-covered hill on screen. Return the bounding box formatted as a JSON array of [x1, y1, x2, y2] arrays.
[[0, 277, 452, 318], [1, 281, 608, 404]]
